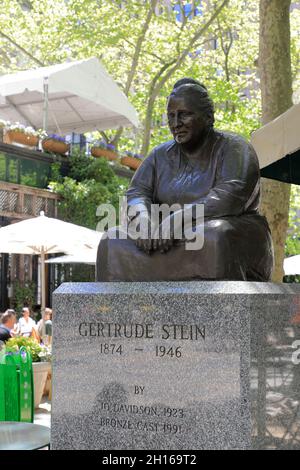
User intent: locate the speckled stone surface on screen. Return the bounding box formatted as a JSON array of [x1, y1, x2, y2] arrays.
[[51, 282, 300, 450]]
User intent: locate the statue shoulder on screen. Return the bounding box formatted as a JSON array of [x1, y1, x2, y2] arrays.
[[214, 130, 259, 169], [145, 140, 175, 161], [214, 130, 251, 147]]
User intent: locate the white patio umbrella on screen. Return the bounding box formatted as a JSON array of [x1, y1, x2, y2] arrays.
[[284, 255, 300, 276], [0, 57, 140, 133], [0, 212, 102, 311], [46, 250, 97, 265]]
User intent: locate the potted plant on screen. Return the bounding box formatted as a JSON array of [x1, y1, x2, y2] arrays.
[[120, 151, 144, 170], [42, 133, 70, 155], [6, 337, 51, 409], [91, 141, 118, 161], [4, 122, 40, 147]]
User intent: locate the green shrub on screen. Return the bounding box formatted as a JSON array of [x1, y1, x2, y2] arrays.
[[6, 337, 43, 362], [12, 281, 36, 315]]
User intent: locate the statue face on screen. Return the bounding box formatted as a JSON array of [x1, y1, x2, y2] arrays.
[[167, 95, 208, 146]]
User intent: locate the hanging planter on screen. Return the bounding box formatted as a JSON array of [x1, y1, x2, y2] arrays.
[[5, 130, 39, 147], [3, 123, 42, 147], [42, 136, 69, 155], [91, 142, 118, 161], [120, 152, 144, 170]]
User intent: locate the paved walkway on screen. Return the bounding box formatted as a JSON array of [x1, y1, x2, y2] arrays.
[[34, 398, 51, 428], [34, 399, 51, 450]]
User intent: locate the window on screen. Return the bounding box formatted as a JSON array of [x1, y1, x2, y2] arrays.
[[0, 153, 6, 180], [6, 157, 18, 184], [0, 152, 53, 188]]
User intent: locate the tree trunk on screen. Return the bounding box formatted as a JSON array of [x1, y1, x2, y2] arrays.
[[259, 0, 293, 282]]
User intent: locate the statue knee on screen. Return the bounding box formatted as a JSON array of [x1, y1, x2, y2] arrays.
[[203, 218, 236, 251]]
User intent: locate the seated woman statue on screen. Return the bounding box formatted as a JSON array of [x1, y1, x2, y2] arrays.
[[96, 78, 274, 282]]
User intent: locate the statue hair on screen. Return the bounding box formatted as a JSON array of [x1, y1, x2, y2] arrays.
[[169, 78, 215, 127]]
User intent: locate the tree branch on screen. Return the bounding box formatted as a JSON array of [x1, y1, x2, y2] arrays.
[[124, 0, 159, 95], [153, 0, 231, 97], [111, 0, 158, 147], [123, 37, 166, 64], [217, 18, 234, 82], [100, 131, 109, 143], [0, 30, 45, 66]]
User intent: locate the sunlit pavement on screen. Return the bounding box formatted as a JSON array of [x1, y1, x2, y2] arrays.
[[34, 398, 51, 428]]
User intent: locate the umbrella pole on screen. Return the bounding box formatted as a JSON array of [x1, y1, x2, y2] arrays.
[[41, 248, 46, 315], [43, 77, 49, 132]]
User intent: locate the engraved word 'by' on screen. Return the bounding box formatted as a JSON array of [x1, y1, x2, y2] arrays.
[[134, 385, 145, 395]]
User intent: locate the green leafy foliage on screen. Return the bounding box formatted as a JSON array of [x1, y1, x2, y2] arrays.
[[284, 185, 300, 283], [49, 151, 129, 229], [286, 185, 300, 257], [0, 0, 262, 151], [12, 281, 36, 314], [6, 337, 43, 362], [1, 0, 299, 151]]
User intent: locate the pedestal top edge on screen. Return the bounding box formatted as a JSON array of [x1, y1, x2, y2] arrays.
[[53, 281, 300, 296]]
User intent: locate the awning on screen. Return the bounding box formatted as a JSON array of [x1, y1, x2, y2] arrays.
[[0, 57, 140, 134], [251, 102, 300, 184]]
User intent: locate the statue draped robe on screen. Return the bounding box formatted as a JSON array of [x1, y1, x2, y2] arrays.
[[96, 130, 273, 282]]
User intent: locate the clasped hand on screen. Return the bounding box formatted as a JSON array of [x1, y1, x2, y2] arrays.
[[130, 211, 183, 255]]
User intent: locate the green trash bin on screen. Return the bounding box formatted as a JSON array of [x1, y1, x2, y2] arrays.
[[0, 344, 6, 421], [0, 346, 34, 423], [18, 347, 34, 423]]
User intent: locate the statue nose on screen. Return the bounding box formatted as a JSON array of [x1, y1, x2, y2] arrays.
[[174, 115, 182, 127]]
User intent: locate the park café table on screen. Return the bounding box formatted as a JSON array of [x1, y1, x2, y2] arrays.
[[0, 422, 50, 450]]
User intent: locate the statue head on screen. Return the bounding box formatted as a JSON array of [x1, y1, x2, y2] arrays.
[[167, 78, 215, 146]]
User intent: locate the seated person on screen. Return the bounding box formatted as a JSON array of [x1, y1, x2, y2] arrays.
[[18, 307, 37, 337], [37, 308, 52, 344], [97, 78, 273, 282], [0, 310, 17, 342]]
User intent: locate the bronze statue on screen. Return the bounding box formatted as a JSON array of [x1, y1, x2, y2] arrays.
[[96, 78, 273, 281]]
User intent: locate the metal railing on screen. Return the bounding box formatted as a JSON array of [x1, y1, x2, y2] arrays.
[[0, 181, 59, 220]]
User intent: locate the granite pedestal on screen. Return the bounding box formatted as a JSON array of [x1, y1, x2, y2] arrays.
[[51, 282, 300, 450]]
